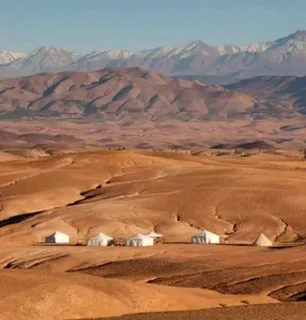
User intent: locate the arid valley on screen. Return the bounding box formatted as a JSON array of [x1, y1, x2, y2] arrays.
[[0, 147, 305, 319], [0, 65, 306, 320], [4, 2, 306, 318]]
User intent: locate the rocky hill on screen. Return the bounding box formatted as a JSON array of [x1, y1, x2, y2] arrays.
[[0, 67, 255, 121]]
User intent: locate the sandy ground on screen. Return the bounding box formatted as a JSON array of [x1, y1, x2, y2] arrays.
[[93, 303, 306, 320], [0, 150, 305, 319], [1, 118, 306, 150], [0, 268, 277, 320], [0, 244, 305, 319], [1, 149, 306, 243]]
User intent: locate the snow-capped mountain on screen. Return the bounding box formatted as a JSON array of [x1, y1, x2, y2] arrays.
[[86, 49, 133, 59], [264, 30, 306, 54], [215, 44, 241, 55], [2, 30, 306, 83], [136, 41, 220, 59], [69, 49, 133, 71], [239, 30, 306, 54], [69, 41, 241, 74], [0, 46, 81, 77], [0, 50, 26, 64], [19, 46, 81, 74]]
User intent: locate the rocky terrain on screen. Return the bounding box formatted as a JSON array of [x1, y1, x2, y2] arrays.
[[0, 149, 305, 319], [2, 67, 306, 122], [0, 68, 306, 150], [0, 67, 255, 121], [226, 75, 306, 109]]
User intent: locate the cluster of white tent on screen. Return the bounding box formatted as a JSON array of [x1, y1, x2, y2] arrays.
[[44, 230, 273, 247], [44, 231, 164, 247]]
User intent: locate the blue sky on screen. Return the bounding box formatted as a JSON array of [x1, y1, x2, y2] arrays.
[[0, 0, 305, 53]]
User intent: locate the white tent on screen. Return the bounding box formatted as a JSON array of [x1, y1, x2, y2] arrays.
[[126, 234, 154, 247], [87, 232, 113, 246], [191, 230, 220, 244], [45, 231, 70, 244], [144, 231, 163, 239], [253, 233, 273, 247]]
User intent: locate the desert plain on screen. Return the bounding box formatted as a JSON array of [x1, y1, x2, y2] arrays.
[[0, 147, 305, 319]]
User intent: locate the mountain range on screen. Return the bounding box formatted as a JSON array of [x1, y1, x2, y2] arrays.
[[1, 66, 306, 122], [1, 67, 306, 150], [0, 51, 26, 64], [2, 30, 306, 83], [0, 67, 255, 121], [226, 75, 306, 115]]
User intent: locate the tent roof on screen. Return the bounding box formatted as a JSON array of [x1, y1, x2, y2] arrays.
[[254, 233, 273, 246], [144, 232, 163, 238], [192, 230, 219, 238], [128, 233, 152, 240], [48, 231, 69, 237], [89, 232, 113, 240]]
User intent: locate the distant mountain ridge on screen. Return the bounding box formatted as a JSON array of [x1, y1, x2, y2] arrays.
[[226, 75, 306, 114], [0, 51, 26, 64], [1, 67, 306, 122], [0, 67, 258, 121], [0, 46, 81, 77], [2, 30, 306, 83]]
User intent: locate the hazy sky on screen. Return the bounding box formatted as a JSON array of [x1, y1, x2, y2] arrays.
[[0, 0, 306, 53]]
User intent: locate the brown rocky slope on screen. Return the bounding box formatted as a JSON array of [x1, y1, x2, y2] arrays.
[[226, 75, 306, 116], [0, 67, 258, 121]]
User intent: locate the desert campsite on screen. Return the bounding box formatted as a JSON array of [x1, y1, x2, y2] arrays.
[[0, 149, 305, 319], [1, 3, 306, 318]]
